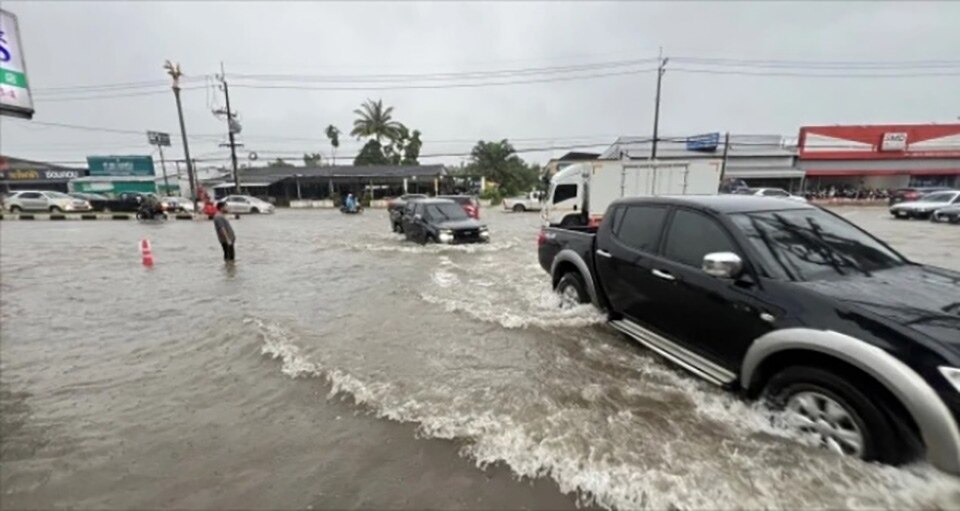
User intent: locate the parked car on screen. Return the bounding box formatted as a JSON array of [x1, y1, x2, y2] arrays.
[[740, 187, 808, 203], [217, 195, 275, 214], [160, 196, 195, 213], [889, 190, 960, 219], [932, 204, 960, 224], [889, 187, 952, 206], [93, 192, 155, 213], [503, 191, 544, 212], [538, 195, 960, 475], [69, 192, 110, 212], [401, 198, 489, 244], [5, 190, 91, 213], [438, 194, 480, 219], [387, 194, 428, 232]]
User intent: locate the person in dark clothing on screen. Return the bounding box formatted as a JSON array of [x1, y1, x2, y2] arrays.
[[213, 202, 236, 261]]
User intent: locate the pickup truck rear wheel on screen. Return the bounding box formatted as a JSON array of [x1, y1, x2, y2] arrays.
[[556, 272, 588, 307], [512, 204, 526, 212], [763, 365, 909, 465]]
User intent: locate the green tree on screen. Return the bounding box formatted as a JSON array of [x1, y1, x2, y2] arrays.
[[353, 139, 389, 166], [467, 139, 540, 196], [350, 99, 403, 144], [402, 130, 423, 165], [303, 152, 322, 166], [270, 158, 295, 168], [324, 125, 341, 165]]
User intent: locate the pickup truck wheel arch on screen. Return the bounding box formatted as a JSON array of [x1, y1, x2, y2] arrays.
[[742, 328, 960, 475], [550, 249, 599, 306]]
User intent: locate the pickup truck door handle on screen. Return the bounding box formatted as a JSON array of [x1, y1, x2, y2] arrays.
[[651, 269, 676, 281], [596, 249, 612, 258]]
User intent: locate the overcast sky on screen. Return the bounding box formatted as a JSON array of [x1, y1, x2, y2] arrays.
[[2, 1, 959, 168]]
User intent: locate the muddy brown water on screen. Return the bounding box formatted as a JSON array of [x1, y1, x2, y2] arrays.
[[1, 207, 958, 509]]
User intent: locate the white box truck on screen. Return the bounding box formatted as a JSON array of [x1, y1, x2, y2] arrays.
[[541, 159, 722, 226]]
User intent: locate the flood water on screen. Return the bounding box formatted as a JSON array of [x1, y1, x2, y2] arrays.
[[2, 207, 959, 509]]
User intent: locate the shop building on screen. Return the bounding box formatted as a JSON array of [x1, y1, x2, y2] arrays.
[[0, 156, 86, 193], [600, 134, 802, 191], [798, 124, 960, 192]]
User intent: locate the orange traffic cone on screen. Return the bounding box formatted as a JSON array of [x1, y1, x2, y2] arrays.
[[140, 239, 154, 267]]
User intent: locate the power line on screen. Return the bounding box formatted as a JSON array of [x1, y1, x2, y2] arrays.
[[3, 119, 224, 139], [32, 85, 207, 102], [671, 56, 960, 70], [670, 67, 960, 78]]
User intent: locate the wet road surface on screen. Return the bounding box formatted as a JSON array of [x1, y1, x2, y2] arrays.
[[1, 206, 958, 509]]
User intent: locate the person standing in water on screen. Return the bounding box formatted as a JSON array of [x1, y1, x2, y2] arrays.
[[213, 202, 236, 261]]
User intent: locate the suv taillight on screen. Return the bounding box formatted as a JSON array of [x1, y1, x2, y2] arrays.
[[537, 229, 547, 247]]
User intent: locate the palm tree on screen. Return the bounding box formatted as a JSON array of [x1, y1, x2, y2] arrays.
[[325, 125, 341, 165], [351, 99, 403, 144]]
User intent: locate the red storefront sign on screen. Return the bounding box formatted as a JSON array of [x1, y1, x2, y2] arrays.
[[799, 124, 960, 160]]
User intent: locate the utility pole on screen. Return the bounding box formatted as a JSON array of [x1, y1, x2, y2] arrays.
[[216, 62, 242, 194], [719, 132, 731, 186], [650, 48, 668, 160], [164, 60, 199, 214]]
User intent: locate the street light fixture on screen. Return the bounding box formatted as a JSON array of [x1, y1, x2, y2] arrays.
[[164, 60, 199, 215]]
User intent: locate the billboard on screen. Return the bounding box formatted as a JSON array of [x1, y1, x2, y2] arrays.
[[0, 9, 33, 119], [686, 133, 720, 152], [87, 155, 156, 176], [799, 124, 960, 160]]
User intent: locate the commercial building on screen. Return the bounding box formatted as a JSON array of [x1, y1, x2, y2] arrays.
[[798, 124, 960, 191], [204, 164, 448, 205], [599, 134, 802, 191], [0, 156, 85, 193]]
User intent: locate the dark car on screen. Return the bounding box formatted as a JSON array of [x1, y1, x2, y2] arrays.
[[401, 198, 489, 244], [96, 192, 155, 213], [387, 194, 428, 232], [538, 195, 960, 475], [889, 187, 951, 206], [70, 192, 110, 212], [438, 194, 480, 219]]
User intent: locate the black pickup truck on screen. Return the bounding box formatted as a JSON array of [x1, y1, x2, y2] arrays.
[[538, 194, 960, 474]]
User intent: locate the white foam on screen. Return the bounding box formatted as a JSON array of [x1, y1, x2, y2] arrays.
[[252, 318, 960, 510]]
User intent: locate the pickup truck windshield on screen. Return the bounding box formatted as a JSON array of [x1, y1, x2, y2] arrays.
[[425, 203, 468, 221], [730, 209, 907, 281]]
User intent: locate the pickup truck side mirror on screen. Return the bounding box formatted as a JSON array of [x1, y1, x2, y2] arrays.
[[702, 252, 743, 279]]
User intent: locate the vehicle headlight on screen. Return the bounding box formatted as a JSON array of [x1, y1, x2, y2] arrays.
[[940, 367, 960, 393], [479, 227, 490, 237], [438, 230, 454, 243]]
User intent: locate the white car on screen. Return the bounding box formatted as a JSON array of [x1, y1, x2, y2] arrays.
[[161, 196, 195, 213], [218, 195, 275, 214], [889, 190, 960, 220], [742, 187, 808, 203], [5, 190, 92, 213], [502, 191, 544, 212]]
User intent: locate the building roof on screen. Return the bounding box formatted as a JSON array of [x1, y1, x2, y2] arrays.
[[220, 164, 448, 186], [556, 151, 600, 161], [0, 155, 85, 172], [614, 194, 813, 214], [601, 135, 797, 160]]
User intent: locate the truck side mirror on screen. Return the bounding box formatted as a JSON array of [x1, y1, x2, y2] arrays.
[[702, 252, 742, 278]]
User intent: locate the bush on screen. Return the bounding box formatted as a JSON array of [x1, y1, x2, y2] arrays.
[[480, 188, 505, 206]]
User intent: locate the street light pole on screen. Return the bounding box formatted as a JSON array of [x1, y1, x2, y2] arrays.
[[165, 60, 198, 214], [158, 144, 170, 195], [651, 48, 668, 160], [218, 62, 241, 194]]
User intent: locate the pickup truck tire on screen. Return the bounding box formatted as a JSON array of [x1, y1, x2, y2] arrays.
[[512, 204, 526, 213], [763, 365, 908, 465], [556, 272, 588, 306], [10, 205, 22, 213]]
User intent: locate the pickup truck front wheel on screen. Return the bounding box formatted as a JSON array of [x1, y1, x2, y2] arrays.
[[763, 365, 911, 465], [556, 272, 588, 307]]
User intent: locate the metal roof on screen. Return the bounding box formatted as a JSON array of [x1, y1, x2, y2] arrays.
[[228, 164, 448, 186]]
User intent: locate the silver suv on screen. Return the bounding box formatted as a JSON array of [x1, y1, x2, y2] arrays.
[[5, 190, 92, 213]]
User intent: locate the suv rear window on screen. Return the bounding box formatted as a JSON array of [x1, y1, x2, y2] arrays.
[[663, 209, 738, 268], [614, 205, 668, 253]]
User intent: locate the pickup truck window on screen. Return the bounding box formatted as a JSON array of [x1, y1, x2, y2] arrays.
[[553, 184, 577, 204], [615, 205, 668, 252], [663, 209, 738, 268], [730, 209, 907, 281]]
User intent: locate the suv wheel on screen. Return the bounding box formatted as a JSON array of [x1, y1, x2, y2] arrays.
[[513, 204, 526, 213], [10, 205, 22, 213], [763, 365, 911, 465], [251, 207, 260, 214], [556, 272, 588, 307], [50, 206, 63, 213]]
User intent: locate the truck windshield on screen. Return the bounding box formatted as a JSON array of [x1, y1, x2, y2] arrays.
[[425, 203, 468, 221], [730, 209, 907, 281]]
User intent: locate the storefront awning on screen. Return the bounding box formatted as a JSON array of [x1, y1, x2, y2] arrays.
[[805, 168, 960, 177]]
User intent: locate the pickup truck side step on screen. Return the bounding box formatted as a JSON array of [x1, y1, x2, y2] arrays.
[[609, 319, 737, 387]]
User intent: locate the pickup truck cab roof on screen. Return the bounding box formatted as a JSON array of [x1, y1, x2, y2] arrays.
[[612, 194, 814, 214]]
